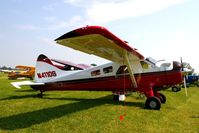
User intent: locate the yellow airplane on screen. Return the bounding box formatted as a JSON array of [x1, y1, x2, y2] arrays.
[[7, 65, 35, 80]]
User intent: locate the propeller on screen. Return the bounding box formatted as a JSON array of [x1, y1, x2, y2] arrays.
[[181, 57, 188, 96]]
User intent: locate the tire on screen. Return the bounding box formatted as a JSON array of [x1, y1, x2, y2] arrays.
[[145, 97, 161, 110], [159, 93, 166, 104], [172, 86, 179, 92]]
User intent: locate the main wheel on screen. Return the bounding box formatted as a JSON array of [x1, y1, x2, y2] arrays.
[[159, 93, 166, 104], [145, 97, 161, 110]]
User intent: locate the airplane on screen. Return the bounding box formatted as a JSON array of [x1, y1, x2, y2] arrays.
[[11, 26, 184, 110], [7, 65, 35, 80]]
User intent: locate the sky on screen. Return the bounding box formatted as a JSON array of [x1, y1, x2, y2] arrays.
[[0, 0, 199, 72]]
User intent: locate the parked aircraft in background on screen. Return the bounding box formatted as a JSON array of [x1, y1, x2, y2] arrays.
[[6, 65, 35, 80]]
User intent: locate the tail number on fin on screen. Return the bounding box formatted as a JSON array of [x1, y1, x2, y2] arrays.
[[37, 71, 57, 78]]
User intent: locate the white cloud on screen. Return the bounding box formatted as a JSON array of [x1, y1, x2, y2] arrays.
[[17, 1, 189, 32], [86, 0, 188, 23]]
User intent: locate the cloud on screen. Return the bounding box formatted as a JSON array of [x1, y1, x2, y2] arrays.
[[86, 0, 188, 23], [18, 0, 189, 31]]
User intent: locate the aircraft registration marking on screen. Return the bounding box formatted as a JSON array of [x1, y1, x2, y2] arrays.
[[37, 71, 57, 78]]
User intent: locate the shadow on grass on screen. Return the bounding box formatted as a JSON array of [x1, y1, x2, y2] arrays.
[[0, 95, 144, 130], [0, 95, 37, 101], [15, 89, 36, 92]]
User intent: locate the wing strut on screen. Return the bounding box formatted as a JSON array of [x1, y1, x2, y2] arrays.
[[124, 52, 138, 88]]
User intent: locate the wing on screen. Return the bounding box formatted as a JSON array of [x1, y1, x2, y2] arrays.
[[55, 26, 144, 64]]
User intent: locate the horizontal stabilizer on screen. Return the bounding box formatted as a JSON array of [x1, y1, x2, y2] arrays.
[[11, 81, 44, 89]]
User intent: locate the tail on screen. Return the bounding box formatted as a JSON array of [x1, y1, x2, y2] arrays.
[[35, 54, 66, 83]]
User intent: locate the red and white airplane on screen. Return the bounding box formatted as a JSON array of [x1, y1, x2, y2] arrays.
[[12, 26, 184, 110]]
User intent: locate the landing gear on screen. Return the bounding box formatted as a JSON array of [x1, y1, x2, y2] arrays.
[[145, 97, 161, 110], [159, 93, 166, 104]]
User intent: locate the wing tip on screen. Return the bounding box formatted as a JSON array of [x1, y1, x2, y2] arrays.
[[54, 25, 106, 41]]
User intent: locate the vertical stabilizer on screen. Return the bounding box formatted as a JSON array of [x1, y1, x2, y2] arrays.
[[35, 54, 65, 83]]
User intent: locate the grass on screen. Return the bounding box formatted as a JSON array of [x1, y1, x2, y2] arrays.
[[0, 72, 199, 133]]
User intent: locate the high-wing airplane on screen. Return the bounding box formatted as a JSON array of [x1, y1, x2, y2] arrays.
[[11, 26, 184, 110]]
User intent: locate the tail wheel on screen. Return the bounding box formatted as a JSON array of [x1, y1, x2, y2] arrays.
[[159, 93, 166, 104], [145, 97, 161, 110]]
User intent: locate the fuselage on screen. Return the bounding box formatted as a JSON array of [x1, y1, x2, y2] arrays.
[[31, 61, 183, 93]]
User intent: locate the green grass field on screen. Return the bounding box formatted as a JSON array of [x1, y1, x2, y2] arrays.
[[0, 72, 199, 133]]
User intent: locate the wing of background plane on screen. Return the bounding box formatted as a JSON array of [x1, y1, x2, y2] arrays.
[[55, 26, 145, 88], [55, 26, 144, 64]]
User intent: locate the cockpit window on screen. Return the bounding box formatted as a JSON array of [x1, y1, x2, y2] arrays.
[[116, 65, 129, 74], [103, 66, 113, 74]]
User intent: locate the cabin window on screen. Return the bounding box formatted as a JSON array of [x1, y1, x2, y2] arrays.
[[116, 65, 129, 74], [103, 66, 113, 74], [91, 70, 101, 76]]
